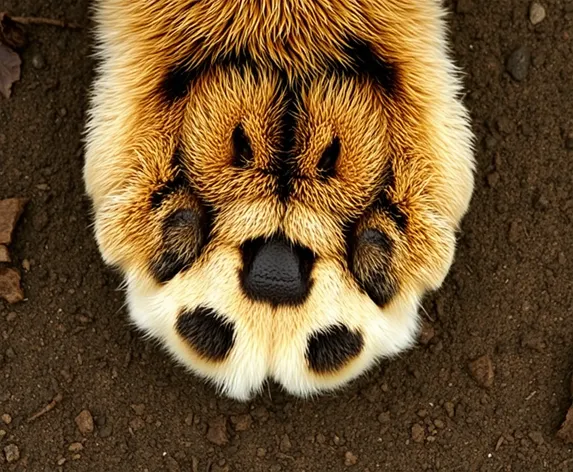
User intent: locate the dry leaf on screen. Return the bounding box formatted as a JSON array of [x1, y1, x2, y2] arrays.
[[0, 43, 20, 98], [0, 12, 28, 50]]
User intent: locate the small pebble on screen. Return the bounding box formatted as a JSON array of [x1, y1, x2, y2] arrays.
[[0, 267, 24, 304], [487, 172, 500, 188], [529, 2, 546, 25], [344, 451, 358, 466], [0, 245, 10, 263], [4, 444, 20, 463], [1, 414, 12, 425], [31, 53, 46, 69], [21, 259, 31, 271], [418, 323, 435, 345], [411, 424, 425, 443], [506, 46, 531, 81], [75, 409, 94, 435], [444, 402, 455, 418], [129, 417, 145, 432], [0, 430, 6, 440], [184, 413, 194, 426], [279, 434, 292, 452], [469, 354, 494, 388], [0, 198, 27, 245], [206, 416, 228, 446], [68, 442, 84, 453]]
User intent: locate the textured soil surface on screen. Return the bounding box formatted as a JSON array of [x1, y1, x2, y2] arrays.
[[1, 0, 573, 471]]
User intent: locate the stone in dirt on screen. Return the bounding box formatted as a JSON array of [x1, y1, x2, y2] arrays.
[[0, 244, 10, 262], [206, 416, 229, 446], [344, 451, 358, 466], [418, 322, 435, 345], [75, 409, 94, 435], [506, 46, 531, 81], [469, 355, 494, 388], [557, 406, 573, 444], [4, 444, 20, 463], [0, 267, 24, 303], [529, 2, 546, 25], [411, 423, 425, 443], [0, 198, 27, 245]]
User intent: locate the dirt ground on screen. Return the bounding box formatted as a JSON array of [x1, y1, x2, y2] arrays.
[[1, 0, 572, 471]]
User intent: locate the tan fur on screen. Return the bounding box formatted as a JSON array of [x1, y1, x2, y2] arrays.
[[84, 0, 475, 399]]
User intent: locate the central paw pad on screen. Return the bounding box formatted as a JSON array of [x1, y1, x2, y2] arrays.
[[241, 236, 315, 306]]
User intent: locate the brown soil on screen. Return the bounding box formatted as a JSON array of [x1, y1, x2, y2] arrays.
[[1, 1, 573, 471]]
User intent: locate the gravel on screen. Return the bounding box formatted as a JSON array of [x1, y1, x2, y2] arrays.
[[411, 424, 425, 443], [4, 444, 20, 463], [207, 416, 229, 446], [344, 451, 358, 466], [0, 267, 24, 303], [529, 2, 546, 25], [506, 46, 531, 81], [469, 355, 494, 388], [75, 410, 95, 435], [0, 198, 27, 245]]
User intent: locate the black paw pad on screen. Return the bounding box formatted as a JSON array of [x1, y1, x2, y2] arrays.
[[306, 325, 364, 373], [175, 307, 235, 361]]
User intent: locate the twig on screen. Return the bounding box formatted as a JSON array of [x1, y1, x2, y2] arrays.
[[27, 393, 63, 422], [11, 16, 81, 29]]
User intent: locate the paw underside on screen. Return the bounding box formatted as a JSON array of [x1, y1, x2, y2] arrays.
[[85, 0, 474, 399]]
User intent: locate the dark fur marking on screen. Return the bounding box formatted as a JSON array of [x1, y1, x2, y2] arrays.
[[231, 124, 254, 168], [349, 228, 397, 307], [150, 207, 209, 284], [219, 48, 258, 81], [151, 249, 195, 284], [306, 325, 364, 373], [339, 38, 397, 96], [317, 136, 340, 179], [240, 233, 315, 306], [372, 165, 409, 232], [150, 148, 188, 209], [274, 75, 301, 201], [375, 193, 409, 232], [176, 307, 235, 361], [162, 61, 204, 102], [161, 49, 257, 102]]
